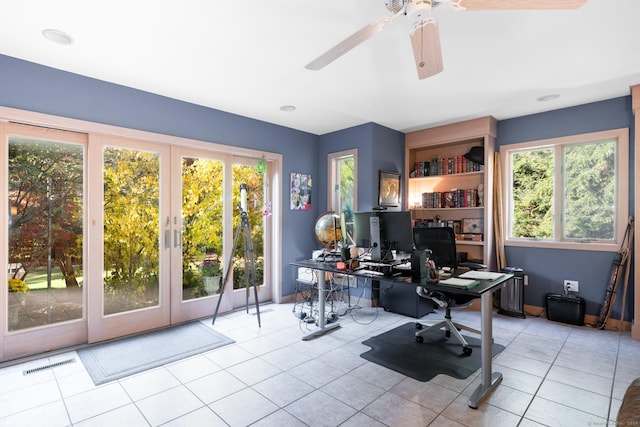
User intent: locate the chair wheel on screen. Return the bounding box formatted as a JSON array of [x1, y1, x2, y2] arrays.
[[462, 346, 472, 356], [445, 330, 451, 338], [415, 323, 423, 330], [416, 336, 424, 343]]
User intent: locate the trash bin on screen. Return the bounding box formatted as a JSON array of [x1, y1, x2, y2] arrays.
[[498, 267, 525, 318]]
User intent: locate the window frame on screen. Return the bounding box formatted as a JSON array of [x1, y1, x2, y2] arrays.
[[501, 128, 629, 252], [327, 149, 357, 246], [327, 149, 358, 214]]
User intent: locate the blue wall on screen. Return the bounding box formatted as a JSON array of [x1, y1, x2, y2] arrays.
[[316, 123, 405, 300], [497, 96, 635, 320], [317, 123, 405, 213], [0, 54, 319, 298], [1, 54, 635, 318]]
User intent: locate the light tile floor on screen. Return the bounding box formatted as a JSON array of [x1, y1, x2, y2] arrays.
[[0, 302, 638, 426]]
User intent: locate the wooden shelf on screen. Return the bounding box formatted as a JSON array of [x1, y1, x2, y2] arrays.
[[409, 171, 484, 181], [405, 116, 497, 270], [410, 207, 484, 211]]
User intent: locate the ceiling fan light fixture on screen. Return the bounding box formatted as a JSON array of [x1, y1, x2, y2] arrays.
[[307, 0, 585, 80], [406, 1, 433, 26], [42, 29, 73, 45], [384, 0, 406, 14]]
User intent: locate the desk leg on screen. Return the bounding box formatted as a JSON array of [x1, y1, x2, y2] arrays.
[[302, 270, 340, 341], [468, 291, 502, 408]]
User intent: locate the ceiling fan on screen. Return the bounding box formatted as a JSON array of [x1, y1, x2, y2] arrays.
[[305, 0, 587, 79]]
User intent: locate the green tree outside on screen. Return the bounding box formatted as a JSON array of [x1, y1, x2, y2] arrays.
[[512, 141, 616, 241], [8, 137, 83, 287]]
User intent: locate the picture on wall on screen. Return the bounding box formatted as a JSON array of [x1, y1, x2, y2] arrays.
[[378, 170, 401, 207], [291, 172, 312, 210]]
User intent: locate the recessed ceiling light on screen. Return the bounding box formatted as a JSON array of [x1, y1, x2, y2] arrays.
[[280, 105, 296, 112], [42, 29, 73, 45], [536, 94, 560, 102]]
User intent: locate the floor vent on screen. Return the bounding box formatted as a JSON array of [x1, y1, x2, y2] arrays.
[[23, 358, 76, 375]]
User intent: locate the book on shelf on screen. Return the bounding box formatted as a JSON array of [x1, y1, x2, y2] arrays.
[[414, 156, 482, 178], [420, 188, 479, 208], [414, 219, 456, 229]]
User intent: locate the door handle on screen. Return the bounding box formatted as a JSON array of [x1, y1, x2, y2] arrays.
[[174, 229, 180, 248]]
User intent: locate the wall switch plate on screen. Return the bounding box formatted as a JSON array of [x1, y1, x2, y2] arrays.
[[564, 280, 579, 293]]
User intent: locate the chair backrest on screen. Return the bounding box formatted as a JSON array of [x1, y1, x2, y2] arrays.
[[413, 227, 457, 270]]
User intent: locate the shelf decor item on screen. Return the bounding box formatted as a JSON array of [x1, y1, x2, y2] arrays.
[[462, 218, 483, 234], [378, 170, 401, 207]]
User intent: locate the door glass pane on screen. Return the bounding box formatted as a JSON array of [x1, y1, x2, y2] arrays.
[[8, 137, 84, 331], [181, 157, 224, 300], [232, 164, 264, 290], [103, 147, 160, 315]]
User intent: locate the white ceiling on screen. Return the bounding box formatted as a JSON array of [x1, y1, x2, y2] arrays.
[[1, 0, 639, 135]]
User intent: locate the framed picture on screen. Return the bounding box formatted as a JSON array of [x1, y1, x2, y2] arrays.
[[290, 172, 312, 210], [378, 170, 401, 207], [462, 218, 483, 234]]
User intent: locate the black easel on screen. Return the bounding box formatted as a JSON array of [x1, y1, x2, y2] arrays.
[[212, 183, 261, 327]]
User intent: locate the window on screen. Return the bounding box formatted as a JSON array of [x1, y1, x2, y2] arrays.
[[502, 128, 628, 251], [328, 149, 357, 245]]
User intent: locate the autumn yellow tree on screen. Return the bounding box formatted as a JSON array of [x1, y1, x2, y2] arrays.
[[103, 148, 160, 298]]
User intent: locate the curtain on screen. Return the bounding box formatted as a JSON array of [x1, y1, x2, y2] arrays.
[[493, 151, 506, 271]]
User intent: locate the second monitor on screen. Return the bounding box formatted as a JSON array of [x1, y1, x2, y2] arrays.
[[353, 211, 414, 262]]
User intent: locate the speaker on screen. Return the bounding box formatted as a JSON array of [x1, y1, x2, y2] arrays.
[[411, 250, 427, 282], [545, 293, 585, 326], [378, 280, 433, 318]]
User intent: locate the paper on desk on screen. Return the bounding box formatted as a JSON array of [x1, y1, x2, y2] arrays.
[[438, 277, 479, 289], [458, 271, 504, 280]]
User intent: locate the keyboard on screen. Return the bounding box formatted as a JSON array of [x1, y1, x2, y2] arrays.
[[354, 269, 384, 276]]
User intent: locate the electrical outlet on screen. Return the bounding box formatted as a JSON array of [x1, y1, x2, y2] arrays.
[[564, 280, 579, 293]]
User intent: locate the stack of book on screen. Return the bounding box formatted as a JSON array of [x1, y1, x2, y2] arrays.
[[414, 156, 483, 177], [421, 188, 479, 208]]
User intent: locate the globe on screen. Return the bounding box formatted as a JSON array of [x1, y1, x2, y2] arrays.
[[314, 211, 342, 250]]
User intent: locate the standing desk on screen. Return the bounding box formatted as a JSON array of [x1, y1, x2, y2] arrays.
[[290, 258, 513, 408]]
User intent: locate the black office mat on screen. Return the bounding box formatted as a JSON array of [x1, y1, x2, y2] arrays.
[[360, 322, 504, 382]]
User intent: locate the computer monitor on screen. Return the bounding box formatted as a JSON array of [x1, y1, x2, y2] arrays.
[[379, 211, 415, 254], [353, 211, 415, 262], [413, 227, 457, 270], [353, 212, 372, 248]]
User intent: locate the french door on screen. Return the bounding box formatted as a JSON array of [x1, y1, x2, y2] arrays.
[[2, 123, 88, 360], [86, 135, 172, 342], [171, 148, 273, 323], [2, 117, 275, 360], [89, 139, 273, 342]]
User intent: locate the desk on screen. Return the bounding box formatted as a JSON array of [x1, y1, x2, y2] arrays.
[[291, 259, 512, 408]]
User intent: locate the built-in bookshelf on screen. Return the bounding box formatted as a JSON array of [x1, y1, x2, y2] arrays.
[[405, 116, 497, 269]]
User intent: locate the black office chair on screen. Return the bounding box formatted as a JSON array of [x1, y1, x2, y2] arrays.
[[413, 227, 483, 356]]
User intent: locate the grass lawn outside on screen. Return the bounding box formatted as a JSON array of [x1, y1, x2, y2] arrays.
[[15, 266, 83, 291]]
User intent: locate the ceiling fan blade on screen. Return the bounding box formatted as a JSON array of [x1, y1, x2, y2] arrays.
[[410, 18, 443, 80], [454, 0, 587, 10], [305, 11, 403, 71]]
